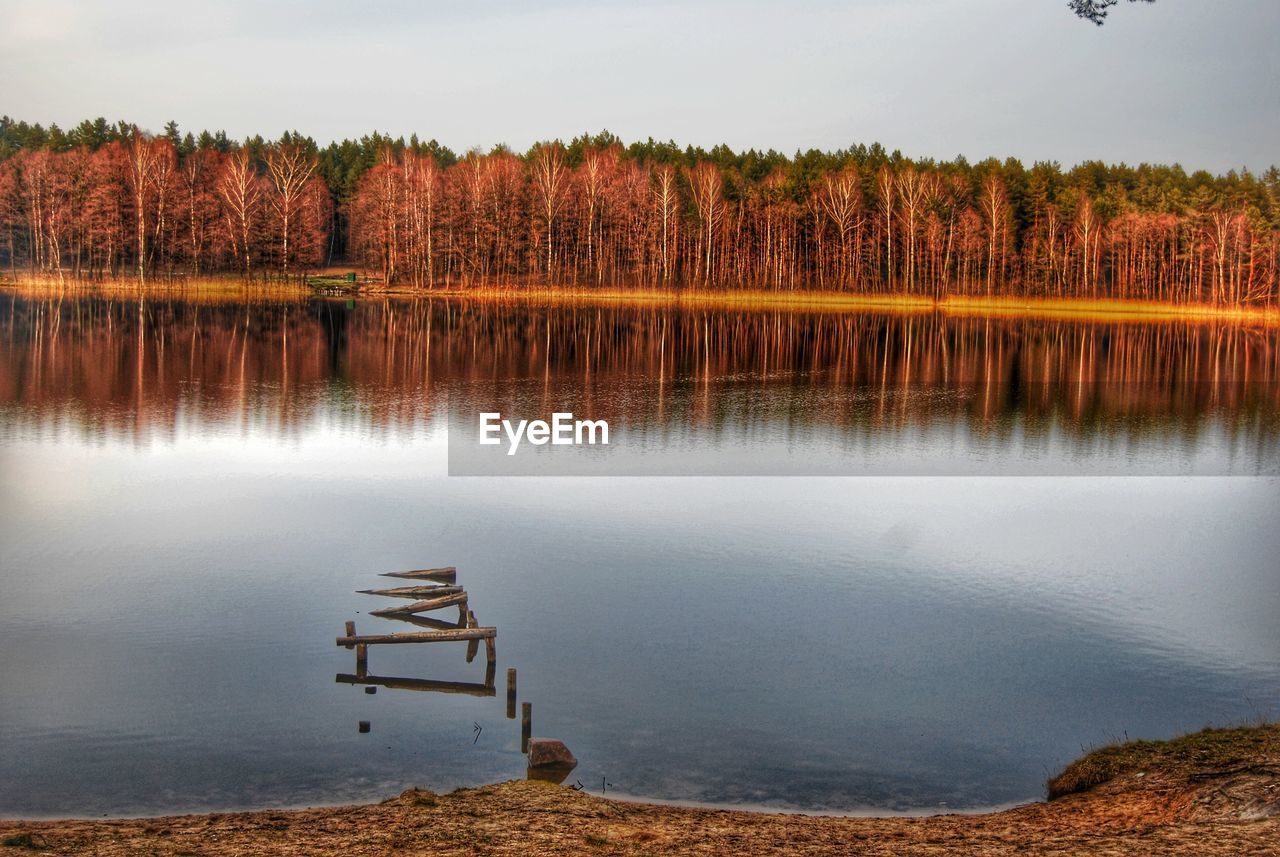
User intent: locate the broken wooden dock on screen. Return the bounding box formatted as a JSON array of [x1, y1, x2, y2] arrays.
[[338, 566, 496, 669], [337, 566, 552, 771]]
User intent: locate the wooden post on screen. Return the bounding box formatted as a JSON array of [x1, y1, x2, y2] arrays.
[[484, 635, 496, 666], [483, 660, 496, 690], [356, 644, 368, 678], [521, 702, 532, 753], [465, 610, 479, 663], [506, 669, 517, 719], [343, 621, 356, 649], [458, 600, 469, 626]]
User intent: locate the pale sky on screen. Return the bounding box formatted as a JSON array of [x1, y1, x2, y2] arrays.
[[3, 0, 1277, 172]]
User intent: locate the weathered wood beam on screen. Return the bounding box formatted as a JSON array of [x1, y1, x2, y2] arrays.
[[379, 567, 457, 582], [369, 591, 468, 616], [336, 628, 495, 646], [358, 585, 464, 600]]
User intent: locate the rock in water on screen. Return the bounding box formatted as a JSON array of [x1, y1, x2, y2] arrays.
[[527, 739, 577, 770]]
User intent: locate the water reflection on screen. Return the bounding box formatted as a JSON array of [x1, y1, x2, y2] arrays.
[[1, 296, 1276, 468]]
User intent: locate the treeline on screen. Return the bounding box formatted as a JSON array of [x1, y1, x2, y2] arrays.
[[2, 116, 1278, 304]]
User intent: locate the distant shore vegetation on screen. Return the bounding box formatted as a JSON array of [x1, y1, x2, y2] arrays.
[[1, 117, 1277, 307]]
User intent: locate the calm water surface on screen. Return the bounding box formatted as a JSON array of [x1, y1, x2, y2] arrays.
[[1, 293, 1278, 817]]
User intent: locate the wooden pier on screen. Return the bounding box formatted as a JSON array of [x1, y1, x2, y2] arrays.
[[338, 566, 567, 767], [338, 566, 496, 681]]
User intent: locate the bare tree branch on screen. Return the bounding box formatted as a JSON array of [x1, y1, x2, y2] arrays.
[[1069, 0, 1156, 26]]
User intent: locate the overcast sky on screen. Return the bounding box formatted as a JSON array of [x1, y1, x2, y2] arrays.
[[3, 0, 1277, 172]]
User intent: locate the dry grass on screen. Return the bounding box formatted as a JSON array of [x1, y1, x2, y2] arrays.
[[1047, 723, 1280, 799], [2, 726, 1276, 855], [0, 274, 313, 303]]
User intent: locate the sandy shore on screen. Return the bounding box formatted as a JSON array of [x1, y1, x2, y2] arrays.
[[2, 726, 1276, 855]]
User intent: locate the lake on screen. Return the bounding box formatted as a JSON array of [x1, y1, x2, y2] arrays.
[[1, 292, 1277, 817]]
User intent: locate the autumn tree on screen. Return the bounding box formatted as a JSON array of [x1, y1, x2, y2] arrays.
[[815, 165, 863, 288], [264, 139, 321, 276], [529, 142, 568, 278], [686, 161, 724, 284], [216, 148, 264, 278], [651, 164, 680, 282], [978, 174, 1011, 295]]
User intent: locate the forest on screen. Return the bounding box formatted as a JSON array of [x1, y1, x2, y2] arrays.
[[1, 116, 1277, 305]]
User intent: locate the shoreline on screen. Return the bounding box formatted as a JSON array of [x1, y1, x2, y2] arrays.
[[2, 725, 1275, 855], [0, 792, 1027, 826], [4, 277, 1279, 327]]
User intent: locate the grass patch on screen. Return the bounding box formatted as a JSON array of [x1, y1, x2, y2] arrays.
[[585, 833, 609, 846], [1047, 723, 1279, 800]]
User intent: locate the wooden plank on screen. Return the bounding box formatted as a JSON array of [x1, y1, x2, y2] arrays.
[[379, 567, 457, 583], [336, 673, 496, 697], [369, 591, 468, 616], [336, 628, 495, 646], [358, 585, 464, 600]]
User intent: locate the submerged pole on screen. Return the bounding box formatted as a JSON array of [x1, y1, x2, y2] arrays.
[[521, 702, 532, 753], [506, 669, 517, 719]]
